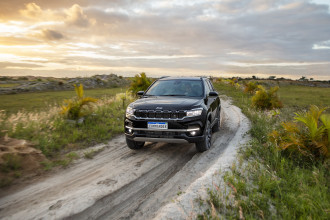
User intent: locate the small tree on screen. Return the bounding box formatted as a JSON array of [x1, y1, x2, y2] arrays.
[[61, 84, 98, 120], [129, 72, 152, 95]]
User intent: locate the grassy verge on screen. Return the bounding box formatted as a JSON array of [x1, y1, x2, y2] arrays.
[[0, 91, 133, 159], [0, 87, 127, 114], [0, 89, 134, 187], [198, 82, 329, 219]]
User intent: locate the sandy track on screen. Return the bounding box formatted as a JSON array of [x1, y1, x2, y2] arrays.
[[0, 99, 250, 220]]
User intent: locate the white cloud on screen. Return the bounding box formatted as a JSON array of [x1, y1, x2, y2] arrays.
[[20, 3, 43, 18], [313, 40, 330, 49], [66, 4, 94, 27]]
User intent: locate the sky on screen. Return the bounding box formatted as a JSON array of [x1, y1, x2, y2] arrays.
[[0, 0, 329, 80]]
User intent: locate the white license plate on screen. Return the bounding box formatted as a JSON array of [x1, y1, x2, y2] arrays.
[[148, 122, 168, 130]]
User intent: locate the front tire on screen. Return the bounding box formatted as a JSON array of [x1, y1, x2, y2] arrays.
[[196, 120, 212, 152], [212, 107, 221, 132], [126, 137, 144, 150]]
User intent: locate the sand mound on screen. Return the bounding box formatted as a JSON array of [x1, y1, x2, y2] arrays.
[[0, 135, 47, 185]]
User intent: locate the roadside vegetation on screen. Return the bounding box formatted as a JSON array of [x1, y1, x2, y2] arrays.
[[0, 89, 133, 157], [199, 80, 330, 219], [0, 73, 154, 187], [0, 86, 134, 188]]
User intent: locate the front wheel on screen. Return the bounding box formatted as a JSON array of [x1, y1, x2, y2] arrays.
[[212, 107, 221, 132], [126, 137, 145, 150], [195, 120, 212, 152]]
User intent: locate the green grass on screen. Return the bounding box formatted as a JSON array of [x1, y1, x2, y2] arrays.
[[0, 87, 127, 114], [278, 85, 330, 108], [199, 82, 330, 219], [1, 95, 132, 158], [0, 83, 20, 88], [0, 86, 134, 187]]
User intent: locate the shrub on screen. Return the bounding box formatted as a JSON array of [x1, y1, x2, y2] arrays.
[[252, 85, 283, 110], [244, 81, 258, 94], [61, 84, 98, 120], [225, 78, 240, 88], [269, 105, 329, 160], [129, 72, 152, 95]]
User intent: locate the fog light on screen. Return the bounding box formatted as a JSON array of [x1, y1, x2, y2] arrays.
[[190, 131, 197, 136], [128, 128, 132, 133]]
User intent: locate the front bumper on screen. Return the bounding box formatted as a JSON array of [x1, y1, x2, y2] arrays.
[[124, 117, 206, 143]]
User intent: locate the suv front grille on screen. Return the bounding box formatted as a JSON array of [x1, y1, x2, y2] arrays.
[[134, 110, 186, 119]]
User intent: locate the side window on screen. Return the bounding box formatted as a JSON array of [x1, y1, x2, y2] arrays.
[[204, 79, 211, 95], [206, 80, 214, 91]]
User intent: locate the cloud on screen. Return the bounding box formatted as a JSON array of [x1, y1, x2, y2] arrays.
[[18, 2, 61, 21], [0, 0, 330, 79], [0, 62, 44, 68], [0, 36, 40, 46], [66, 4, 93, 27], [40, 29, 64, 41], [20, 2, 43, 18], [85, 8, 129, 25]]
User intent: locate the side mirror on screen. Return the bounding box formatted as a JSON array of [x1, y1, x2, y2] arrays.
[[137, 91, 144, 96], [209, 91, 218, 97]]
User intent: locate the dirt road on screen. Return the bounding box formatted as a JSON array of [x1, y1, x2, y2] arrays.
[[0, 99, 250, 220]]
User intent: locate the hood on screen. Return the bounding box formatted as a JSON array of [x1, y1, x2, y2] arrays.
[[130, 96, 203, 111]]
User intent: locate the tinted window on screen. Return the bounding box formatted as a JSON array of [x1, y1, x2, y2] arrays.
[[206, 80, 214, 91], [145, 80, 204, 97], [204, 80, 211, 95]]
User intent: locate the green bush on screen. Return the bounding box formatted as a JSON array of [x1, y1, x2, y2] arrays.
[[244, 81, 258, 94], [252, 85, 283, 110], [129, 72, 152, 95], [61, 84, 98, 120]]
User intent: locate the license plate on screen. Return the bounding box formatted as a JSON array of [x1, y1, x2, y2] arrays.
[[148, 122, 168, 130]]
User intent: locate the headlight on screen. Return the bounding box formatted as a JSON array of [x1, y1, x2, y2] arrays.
[[186, 108, 203, 117], [126, 106, 134, 117]]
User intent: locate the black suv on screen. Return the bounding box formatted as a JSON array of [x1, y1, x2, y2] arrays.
[[124, 77, 221, 152]]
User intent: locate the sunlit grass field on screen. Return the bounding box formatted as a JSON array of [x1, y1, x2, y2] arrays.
[[278, 85, 330, 108], [0, 87, 128, 114]]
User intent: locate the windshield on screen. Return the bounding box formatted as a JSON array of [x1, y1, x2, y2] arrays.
[[145, 79, 204, 97]]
